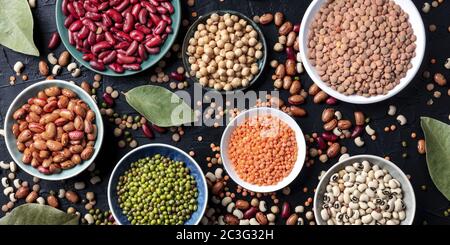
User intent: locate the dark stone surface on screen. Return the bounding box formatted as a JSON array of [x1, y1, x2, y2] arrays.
[[0, 0, 449, 225]]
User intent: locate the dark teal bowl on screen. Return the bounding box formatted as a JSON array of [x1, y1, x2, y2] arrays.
[[107, 144, 208, 225], [55, 0, 181, 76]]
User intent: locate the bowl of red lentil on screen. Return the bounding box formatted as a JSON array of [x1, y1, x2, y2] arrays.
[[220, 107, 306, 193], [299, 0, 426, 104]]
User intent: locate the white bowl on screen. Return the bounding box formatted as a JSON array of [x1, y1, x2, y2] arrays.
[[220, 107, 306, 193], [313, 155, 416, 225], [299, 0, 426, 104]]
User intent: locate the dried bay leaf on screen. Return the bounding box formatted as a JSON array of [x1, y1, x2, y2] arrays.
[[125, 85, 194, 127], [421, 117, 450, 201], [0, 0, 39, 56], [0, 204, 79, 225]]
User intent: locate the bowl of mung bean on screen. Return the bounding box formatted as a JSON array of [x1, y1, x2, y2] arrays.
[[107, 143, 208, 225], [220, 107, 307, 193], [314, 154, 416, 225], [299, 0, 426, 104], [182, 10, 267, 93]]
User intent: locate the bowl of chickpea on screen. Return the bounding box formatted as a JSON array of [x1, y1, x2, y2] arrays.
[[182, 10, 267, 93]]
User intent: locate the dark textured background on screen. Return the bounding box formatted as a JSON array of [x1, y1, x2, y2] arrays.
[[0, 0, 449, 225]]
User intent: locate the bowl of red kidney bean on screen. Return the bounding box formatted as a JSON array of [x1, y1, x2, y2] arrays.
[[56, 0, 181, 76]]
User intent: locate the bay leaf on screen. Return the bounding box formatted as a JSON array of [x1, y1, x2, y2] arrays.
[[0, 0, 39, 56], [0, 203, 79, 225], [125, 85, 195, 127], [421, 117, 450, 201]]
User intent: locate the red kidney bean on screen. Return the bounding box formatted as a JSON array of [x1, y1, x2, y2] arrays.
[[138, 8, 148, 24], [115, 41, 130, 50], [116, 31, 133, 42], [105, 32, 116, 46], [88, 31, 96, 46], [117, 53, 136, 64], [115, 0, 130, 12], [114, 23, 124, 30], [82, 18, 97, 32], [69, 20, 83, 32], [165, 25, 172, 34], [85, 12, 101, 21], [145, 35, 162, 48], [98, 50, 112, 60], [96, 33, 105, 42], [130, 0, 139, 4], [293, 23, 300, 33], [90, 60, 105, 71], [121, 5, 133, 17], [97, 1, 108, 11], [68, 31, 76, 45], [126, 40, 139, 56], [136, 24, 151, 34], [149, 0, 160, 7], [106, 9, 123, 23], [243, 207, 258, 219], [108, 63, 125, 73], [67, 3, 79, 18], [326, 97, 338, 105], [73, 2, 85, 17], [102, 14, 113, 27], [77, 26, 90, 39], [281, 202, 291, 219], [48, 32, 61, 50], [82, 53, 95, 61], [103, 50, 117, 65], [64, 15, 75, 28], [92, 41, 112, 54], [83, 2, 98, 13], [123, 13, 135, 33], [110, 0, 122, 7], [122, 63, 141, 71], [149, 13, 161, 24], [286, 47, 295, 60], [131, 4, 142, 18], [142, 2, 157, 14], [145, 46, 160, 54], [322, 132, 338, 142], [130, 30, 144, 42], [102, 93, 114, 106], [83, 39, 91, 49], [138, 44, 147, 60], [316, 136, 327, 150], [142, 122, 154, 139], [156, 6, 168, 15], [161, 14, 172, 25], [169, 72, 184, 82], [161, 2, 174, 14], [151, 124, 167, 134], [62, 0, 69, 16], [351, 126, 364, 138]]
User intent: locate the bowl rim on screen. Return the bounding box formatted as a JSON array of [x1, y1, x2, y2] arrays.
[[55, 0, 182, 77], [181, 9, 268, 94], [107, 143, 208, 225], [299, 0, 426, 104], [220, 107, 307, 193], [3, 80, 104, 181], [313, 154, 416, 225]]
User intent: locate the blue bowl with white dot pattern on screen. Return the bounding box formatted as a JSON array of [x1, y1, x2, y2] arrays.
[[107, 143, 208, 225]]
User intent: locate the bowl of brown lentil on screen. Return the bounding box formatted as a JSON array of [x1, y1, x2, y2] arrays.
[[182, 10, 267, 93], [299, 0, 426, 104]]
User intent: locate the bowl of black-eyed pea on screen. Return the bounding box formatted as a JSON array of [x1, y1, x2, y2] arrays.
[[314, 155, 416, 225], [182, 10, 267, 93]]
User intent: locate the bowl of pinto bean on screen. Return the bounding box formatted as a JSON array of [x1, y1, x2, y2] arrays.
[[4, 80, 104, 180], [55, 0, 181, 76]]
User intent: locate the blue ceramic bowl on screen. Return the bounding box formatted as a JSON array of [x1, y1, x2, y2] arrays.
[[108, 144, 208, 225], [55, 0, 181, 76], [4, 80, 104, 181]]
